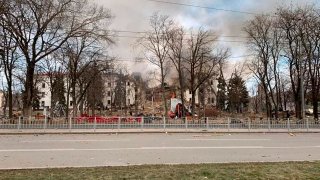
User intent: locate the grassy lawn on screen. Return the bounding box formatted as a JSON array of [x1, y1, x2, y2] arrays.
[[1, 161, 320, 180]]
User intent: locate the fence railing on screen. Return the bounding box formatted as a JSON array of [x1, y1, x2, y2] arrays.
[[0, 116, 319, 132]]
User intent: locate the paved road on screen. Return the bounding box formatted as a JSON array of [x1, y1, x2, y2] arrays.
[[0, 133, 319, 169]]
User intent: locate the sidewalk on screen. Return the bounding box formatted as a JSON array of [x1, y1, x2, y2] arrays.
[[1, 128, 320, 134]]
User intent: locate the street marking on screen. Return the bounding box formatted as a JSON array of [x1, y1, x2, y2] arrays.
[[21, 139, 129, 143], [1, 146, 319, 152], [179, 139, 271, 141], [0, 147, 262, 152]]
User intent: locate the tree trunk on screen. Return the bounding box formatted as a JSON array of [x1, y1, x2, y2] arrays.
[[295, 98, 302, 119], [191, 90, 196, 118], [179, 70, 186, 117], [8, 83, 13, 118], [23, 63, 35, 117], [91, 108, 95, 116], [312, 91, 319, 120], [79, 85, 84, 115], [71, 80, 77, 118], [65, 81, 71, 120], [160, 66, 168, 116]]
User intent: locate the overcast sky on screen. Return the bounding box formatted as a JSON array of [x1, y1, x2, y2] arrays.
[[94, 0, 320, 78]]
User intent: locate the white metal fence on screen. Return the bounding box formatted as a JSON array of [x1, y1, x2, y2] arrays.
[[0, 116, 319, 132]]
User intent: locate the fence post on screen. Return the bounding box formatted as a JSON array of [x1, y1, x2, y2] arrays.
[[44, 108, 47, 130], [287, 118, 290, 132], [185, 117, 188, 130], [118, 117, 121, 130], [94, 116, 97, 132], [268, 118, 271, 132], [44, 115, 47, 130], [141, 116, 144, 130], [306, 118, 309, 132], [228, 118, 230, 132], [29, 116, 32, 126], [206, 117, 209, 130], [163, 116, 166, 130], [18, 116, 21, 130], [69, 117, 72, 130]]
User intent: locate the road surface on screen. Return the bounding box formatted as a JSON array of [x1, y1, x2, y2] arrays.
[[0, 133, 319, 169]]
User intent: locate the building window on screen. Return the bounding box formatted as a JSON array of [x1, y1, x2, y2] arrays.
[[41, 101, 45, 107], [128, 99, 130, 104], [127, 82, 130, 86], [41, 92, 45, 97], [108, 82, 111, 87], [107, 91, 111, 97], [42, 83, 46, 88], [189, 89, 191, 94], [107, 100, 111, 105], [212, 98, 215, 104], [70, 101, 73, 107]]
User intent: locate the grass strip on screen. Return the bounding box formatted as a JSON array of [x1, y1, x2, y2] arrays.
[[1, 161, 320, 180]]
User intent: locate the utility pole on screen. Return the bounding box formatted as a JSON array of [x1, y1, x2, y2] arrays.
[[152, 90, 154, 117], [301, 58, 305, 119]]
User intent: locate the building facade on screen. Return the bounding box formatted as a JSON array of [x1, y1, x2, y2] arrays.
[[35, 73, 143, 112]]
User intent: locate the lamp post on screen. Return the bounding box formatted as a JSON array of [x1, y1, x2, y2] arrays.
[[301, 58, 305, 120]]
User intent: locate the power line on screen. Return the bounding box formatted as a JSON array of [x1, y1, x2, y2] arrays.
[[147, 0, 262, 16], [112, 30, 250, 39]]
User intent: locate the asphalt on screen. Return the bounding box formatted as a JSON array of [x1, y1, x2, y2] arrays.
[[0, 133, 319, 169]]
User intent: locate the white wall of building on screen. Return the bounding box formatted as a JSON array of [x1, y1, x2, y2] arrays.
[[37, 76, 73, 109], [184, 78, 218, 106], [102, 74, 137, 109], [37, 74, 138, 110]]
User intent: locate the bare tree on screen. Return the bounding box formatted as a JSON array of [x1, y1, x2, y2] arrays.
[[297, 7, 320, 121], [277, 7, 309, 119], [63, 35, 112, 117], [139, 13, 172, 116], [245, 5, 320, 121], [165, 25, 188, 116], [0, 19, 19, 118], [84, 63, 105, 115], [244, 15, 282, 118], [1, 0, 113, 116], [185, 28, 226, 117]]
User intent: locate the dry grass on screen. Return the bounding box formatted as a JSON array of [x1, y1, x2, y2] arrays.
[[1, 161, 320, 180]]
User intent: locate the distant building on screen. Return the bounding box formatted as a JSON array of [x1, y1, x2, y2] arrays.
[[35, 72, 144, 111], [35, 74, 73, 110], [102, 73, 140, 109], [184, 78, 218, 106]]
